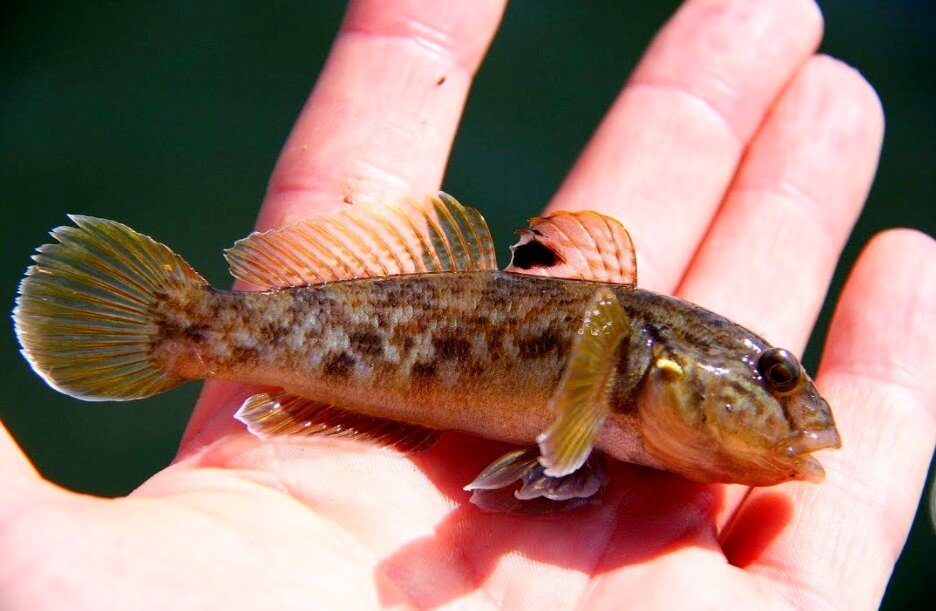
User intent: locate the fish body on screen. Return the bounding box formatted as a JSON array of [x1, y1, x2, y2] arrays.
[[13, 195, 841, 511]]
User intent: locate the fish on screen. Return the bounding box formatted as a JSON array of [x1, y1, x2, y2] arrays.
[[12, 193, 841, 512]]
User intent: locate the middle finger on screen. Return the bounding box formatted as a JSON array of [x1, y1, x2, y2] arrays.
[[546, 0, 824, 292]]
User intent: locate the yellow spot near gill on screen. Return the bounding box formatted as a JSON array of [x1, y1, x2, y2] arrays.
[[655, 358, 683, 378]]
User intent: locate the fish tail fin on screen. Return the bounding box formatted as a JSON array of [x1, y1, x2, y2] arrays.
[[13, 215, 207, 401]]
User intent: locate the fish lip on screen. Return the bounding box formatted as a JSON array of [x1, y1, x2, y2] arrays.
[[774, 427, 842, 458], [793, 454, 826, 483], [770, 429, 839, 484]]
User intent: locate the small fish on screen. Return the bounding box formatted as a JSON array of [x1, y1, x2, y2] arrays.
[[13, 193, 841, 512]]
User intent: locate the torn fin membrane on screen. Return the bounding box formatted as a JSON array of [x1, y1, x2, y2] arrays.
[[506, 211, 637, 285], [235, 391, 439, 452], [537, 287, 630, 477], [225, 193, 497, 289], [465, 447, 608, 513]]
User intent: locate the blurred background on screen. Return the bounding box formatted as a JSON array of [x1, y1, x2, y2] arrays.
[[1, 1, 932, 606]]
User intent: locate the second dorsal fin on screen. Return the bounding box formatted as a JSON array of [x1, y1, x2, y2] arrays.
[[225, 193, 497, 289], [505, 211, 637, 285]]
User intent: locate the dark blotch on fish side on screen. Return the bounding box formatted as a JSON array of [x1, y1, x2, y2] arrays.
[[516, 330, 561, 359], [257, 322, 288, 344], [411, 361, 437, 377], [511, 240, 560, 269], [610, 359, 639, 415], [434, 336, 471, 360], [324, 352, 356, 378], [155, 315, 209, 345], [185, 324, 209, 343], [486, 335, 502, 360], [349, 331, 384, 357], [231, 345, 260, 363]]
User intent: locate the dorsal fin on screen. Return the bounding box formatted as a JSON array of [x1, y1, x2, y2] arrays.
[[505, 211, 637, 285], [225, 193, 497, 289]]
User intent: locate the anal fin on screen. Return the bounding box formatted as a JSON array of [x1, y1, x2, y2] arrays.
[[235, 391, 439, 453]]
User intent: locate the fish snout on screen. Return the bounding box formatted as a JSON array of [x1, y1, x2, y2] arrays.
[[775, 427, 842, 458], [772, 426, 841, 484]]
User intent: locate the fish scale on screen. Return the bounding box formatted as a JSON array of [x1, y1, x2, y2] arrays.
[[153, 273, 588, 440], [13, 196, 842, 512]]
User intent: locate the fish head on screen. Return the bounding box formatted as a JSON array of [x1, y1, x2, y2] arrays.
[[636, 337, 840, 486]]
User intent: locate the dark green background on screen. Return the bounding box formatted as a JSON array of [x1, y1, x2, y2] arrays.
[[1, 1, 932, 606]]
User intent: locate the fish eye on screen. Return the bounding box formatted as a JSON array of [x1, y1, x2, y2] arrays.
[[757, 348, 801, 393]]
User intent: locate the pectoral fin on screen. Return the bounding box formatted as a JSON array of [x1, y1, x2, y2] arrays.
[[464, 447, 608, 513], [537, 287, 630, 477], [235, 391, 438, 452]]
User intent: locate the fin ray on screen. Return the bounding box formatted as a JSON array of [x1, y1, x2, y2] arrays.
[[236, 391, 439, 452], [537, 287, 631, 477], [465, 447, 608, 513], [464, 447, 540, 491], [506, 211, 637, 285], [14, 216, 204, 401], [225, 193, 496, 289]]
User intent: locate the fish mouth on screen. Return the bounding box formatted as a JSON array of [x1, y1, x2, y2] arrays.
[[773, 428, 841, 483], [775, 428, 842, 457], [791, 454, 826, 483]]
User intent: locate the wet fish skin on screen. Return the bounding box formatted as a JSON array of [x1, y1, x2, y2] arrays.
[[151, 271, 838, 485], [153, 273, 583, 441], [13, 204, 840, 499]]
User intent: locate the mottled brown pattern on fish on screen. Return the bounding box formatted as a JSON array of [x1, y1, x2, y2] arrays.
[[16, 209, 839, 489], [149, 272, 770, 444]]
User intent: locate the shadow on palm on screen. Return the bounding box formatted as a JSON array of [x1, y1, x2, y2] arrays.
[[177, 381, 793, 607]]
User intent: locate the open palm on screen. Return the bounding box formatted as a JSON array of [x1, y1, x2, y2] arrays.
[[2, 1, 933, 609]]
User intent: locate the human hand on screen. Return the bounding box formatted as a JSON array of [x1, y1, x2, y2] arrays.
[[2, 1, 933, 609]]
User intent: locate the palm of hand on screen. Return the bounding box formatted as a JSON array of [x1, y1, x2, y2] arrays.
[[2, 2, 934, 610], [2, 429, 763, 608]]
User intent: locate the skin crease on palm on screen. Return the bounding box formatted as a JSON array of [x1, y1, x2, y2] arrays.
[[0, 0, 934, 609]]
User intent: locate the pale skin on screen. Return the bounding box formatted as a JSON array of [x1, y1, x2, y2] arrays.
[[1, 0, 934, 609]]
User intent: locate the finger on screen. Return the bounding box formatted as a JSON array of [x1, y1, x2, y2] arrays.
[[547, 0, 824, 292], [678, 55, 884, 354], [0, 419, 50, 518], [722, 230, 936, 609], [698, 55, 882, 527], [256, 0, 505, 231], [0, 420, 40, 488], [670, 54, 882, 533]]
